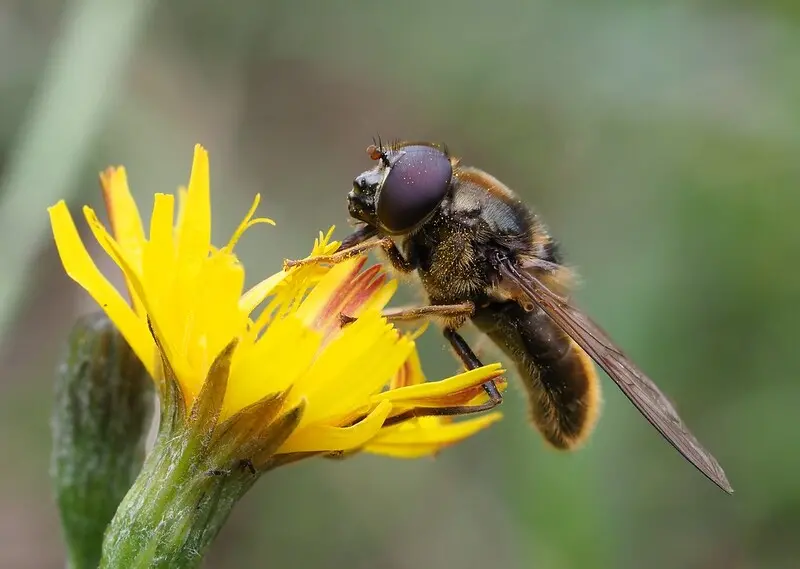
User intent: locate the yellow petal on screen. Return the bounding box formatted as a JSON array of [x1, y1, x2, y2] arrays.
[[309, 226, 339, 257], [82, 205, 177, 377], [374, 364, 504, 405], [364, 412, 503, 458], [358, 277, 397, 314], [239, 270, 289, 315], [279, 400, 392, 453], [225, 316, 321, 418], [99, 166, 146, 316], [142, 194, 176, 317], [293, 257, 364, 326], [295, 314, 412, 425], [99, 167, 145, 272], [175, 144, 211, 269], [48, 202, 155, 377], [389, 346, 427, 390], [175, 186, 189, 233], [182, 250, 247, 371]]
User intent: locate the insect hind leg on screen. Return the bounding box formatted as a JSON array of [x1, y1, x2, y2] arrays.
[[339, 304, 504, 414], [443, 328, 503, 404]]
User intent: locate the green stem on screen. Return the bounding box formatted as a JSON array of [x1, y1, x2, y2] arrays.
[[99, 430, 256, 569]]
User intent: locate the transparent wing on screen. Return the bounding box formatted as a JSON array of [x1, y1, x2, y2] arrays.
[[496, 258, 733, 494]]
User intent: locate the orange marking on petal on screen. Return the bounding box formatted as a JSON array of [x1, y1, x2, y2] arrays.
[[338, 268, 386, 321], [313, 258, 369, 334]]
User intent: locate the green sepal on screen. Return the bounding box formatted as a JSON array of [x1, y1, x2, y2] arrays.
[[187, 338, 235, 450], [149, 318, 185, 437], [251, 401, 305, 468], [99, 338, 305, 568], [212, 388, 292, 467], [51, 312, 154, 569]]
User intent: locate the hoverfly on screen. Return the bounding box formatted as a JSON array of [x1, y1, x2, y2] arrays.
[[286, 140, 732, 493]]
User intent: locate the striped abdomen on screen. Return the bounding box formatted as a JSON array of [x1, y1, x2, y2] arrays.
[[472, 301, 601, 449]]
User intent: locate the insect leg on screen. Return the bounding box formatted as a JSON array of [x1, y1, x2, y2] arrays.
[[204, 458, 256, 477], [381, 396, 502, 427], [376, 239, 417, 273], [205, 468, 231, 477], [385, 302, 474, 323], [284, 236, 389, 270], [283, 225, 377, 270], [340, 224, 378, 250], [283, 227, 419, 273], [339, 302, 473, 328], [338, 304, 503, 421], [380, 330, 505, 425], [444, 328, 504, 404], [304, 232, 417, 273]]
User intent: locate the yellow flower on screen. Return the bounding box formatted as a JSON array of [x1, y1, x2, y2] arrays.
[[47, 144, 504, 467]]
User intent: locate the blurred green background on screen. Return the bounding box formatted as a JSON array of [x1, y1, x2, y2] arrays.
[[2, 1, 799, 567]]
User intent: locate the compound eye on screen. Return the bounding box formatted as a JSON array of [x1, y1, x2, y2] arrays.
[[376, 145, 452, 233]]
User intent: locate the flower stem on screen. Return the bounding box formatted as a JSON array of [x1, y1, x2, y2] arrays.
[[99, 430, 256, 569]]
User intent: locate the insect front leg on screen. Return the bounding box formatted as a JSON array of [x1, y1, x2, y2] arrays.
[[283, 225, 377, 271], [283, 226, 416, 272], [339, 224, 378, 250], [283, 236, 386, 270]]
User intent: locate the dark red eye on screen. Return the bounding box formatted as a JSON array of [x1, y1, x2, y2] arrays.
[[376, 145, 452, 233]]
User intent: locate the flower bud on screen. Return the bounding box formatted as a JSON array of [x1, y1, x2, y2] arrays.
[[51, 312, 154, 569]]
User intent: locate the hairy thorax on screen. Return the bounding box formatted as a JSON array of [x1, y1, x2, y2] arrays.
[[403, 205, 492, 305], [400, 170, 567, 308]]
